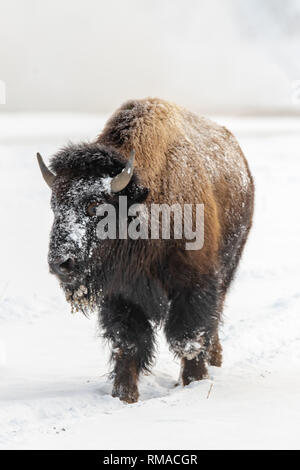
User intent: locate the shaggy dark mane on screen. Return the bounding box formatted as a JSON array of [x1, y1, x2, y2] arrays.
[[50, 142, 131, 179]]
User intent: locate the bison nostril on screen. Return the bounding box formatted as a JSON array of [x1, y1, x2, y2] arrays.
[[58, 258, 75, 274], [50, 257, 75, 278]]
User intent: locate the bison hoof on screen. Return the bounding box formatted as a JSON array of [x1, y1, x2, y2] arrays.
[[112, 384, 139, 404]]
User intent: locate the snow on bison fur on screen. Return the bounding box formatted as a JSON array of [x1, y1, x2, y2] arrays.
[[37, 98, 254, 403]]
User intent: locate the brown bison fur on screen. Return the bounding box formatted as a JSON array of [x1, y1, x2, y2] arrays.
[[99, 98, 254, 278]]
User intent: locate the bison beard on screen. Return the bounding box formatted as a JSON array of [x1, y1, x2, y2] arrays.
[[39, 98, 254, 403]]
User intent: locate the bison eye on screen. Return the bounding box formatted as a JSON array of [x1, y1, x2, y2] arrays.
[[87, 201, 99, 216]]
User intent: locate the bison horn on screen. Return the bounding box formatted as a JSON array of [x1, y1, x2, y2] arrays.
[[36, 152, 56, 188], [111, 150, 135, 193]]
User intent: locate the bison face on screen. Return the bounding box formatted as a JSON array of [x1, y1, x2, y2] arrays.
[[48, 175, 112, 311], [37, 148, 148, 313]]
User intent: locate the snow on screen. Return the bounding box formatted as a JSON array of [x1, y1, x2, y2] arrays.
[[0, 113, 300, 450]]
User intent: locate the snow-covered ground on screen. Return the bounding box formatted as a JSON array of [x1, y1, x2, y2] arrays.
[[0, 113, 300, 450]]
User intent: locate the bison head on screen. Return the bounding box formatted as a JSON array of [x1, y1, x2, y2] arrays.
[[37, 143, 148, 314]]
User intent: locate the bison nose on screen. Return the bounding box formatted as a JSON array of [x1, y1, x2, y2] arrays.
[[50, 257, 75, 280]]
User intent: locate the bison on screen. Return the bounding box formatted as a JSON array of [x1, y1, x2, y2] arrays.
[[37, 98, 254, 403]]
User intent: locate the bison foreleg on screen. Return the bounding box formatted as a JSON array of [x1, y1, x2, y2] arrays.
[[100, 295, 156, 403], [111, 351, 139, 404], [165, 278, 221, 386]]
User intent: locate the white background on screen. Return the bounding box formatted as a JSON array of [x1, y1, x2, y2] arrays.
[[1, 0, 300, 114]]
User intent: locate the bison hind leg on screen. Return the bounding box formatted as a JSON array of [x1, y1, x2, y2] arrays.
[[208, 332, 223, 367]]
